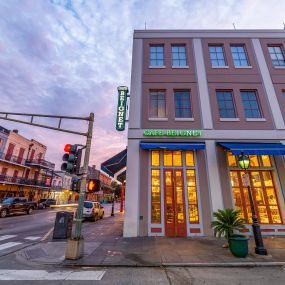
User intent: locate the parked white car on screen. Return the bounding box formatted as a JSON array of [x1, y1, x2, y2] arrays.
[[83, 201, 104, 221]]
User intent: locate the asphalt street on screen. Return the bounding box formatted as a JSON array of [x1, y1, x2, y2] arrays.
[[0, 207, 64, 257], [0, 203, 116, 257], [0, 204, 285, 284]]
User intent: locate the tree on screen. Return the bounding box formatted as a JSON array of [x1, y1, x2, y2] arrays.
[[111, 181, 122, 199]]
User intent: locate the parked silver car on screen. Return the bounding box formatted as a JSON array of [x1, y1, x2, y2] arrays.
[[83, 201, 104, 221]]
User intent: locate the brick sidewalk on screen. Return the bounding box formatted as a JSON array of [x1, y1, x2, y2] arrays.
[[63, 213, 285, 266]]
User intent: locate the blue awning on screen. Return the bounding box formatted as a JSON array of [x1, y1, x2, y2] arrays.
[[219, 143, 285, 155], [140, 142, 205, 150], [101, 148, 127, 178]]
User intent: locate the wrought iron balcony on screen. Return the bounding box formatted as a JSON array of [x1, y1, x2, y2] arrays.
[[25, 158, 55, 170], [0, 174, 52, 188], [0, 152, 26, 166], [50, 185, 63, 191]]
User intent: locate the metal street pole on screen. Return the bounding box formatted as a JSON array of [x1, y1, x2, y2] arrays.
[[74, 112, 94, 239], [239, 152, 267, 256], [111, 190, 115, 216], [245, 170, 267, 255]]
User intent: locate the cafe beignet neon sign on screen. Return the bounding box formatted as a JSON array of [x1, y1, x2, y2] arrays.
[[143, 129, 203, 137]]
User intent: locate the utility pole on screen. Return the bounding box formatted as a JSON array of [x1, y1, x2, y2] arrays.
[[74, 113, 94, 239]]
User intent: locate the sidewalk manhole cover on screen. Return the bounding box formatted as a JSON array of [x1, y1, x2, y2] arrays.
[[25, 248, 48, 260]]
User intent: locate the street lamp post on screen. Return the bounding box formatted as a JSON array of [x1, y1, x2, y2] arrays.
[[111, 191, 115, 217], [238, 153, 267, 255]]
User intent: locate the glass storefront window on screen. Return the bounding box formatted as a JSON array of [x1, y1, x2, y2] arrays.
[[230, 167, 282, 224], [269, 206, 282, 224], [261, 155, 272, 167], [258, 206, 269, 223], [227, 153, 273, 169], [232, 188, 242, 209], [175, 171, 185, 224], [186, 170, 199, 223], [189, 205, 199, 223], [151, 169, 161, 223], [227, 152, 237, 166], [186, 151, 195, 166], [266, 188, 277, 204], [151, 150, 160, 166], [249, 155, 259, 167], [164, 151, 173, 166], [165, 171, 173, 224], [173, 151, 182, 166], [251, 172, 261, 187], [262, 171, 273, 186], [255, 188, 265, 205], [230, 171, 239, 187]]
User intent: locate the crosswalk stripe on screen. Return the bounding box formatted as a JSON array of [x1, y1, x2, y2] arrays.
[[0, 235, 17, 241], [0, 270, 106, 280], [0, 242, 22, 251], [24, 236, 41, 241]]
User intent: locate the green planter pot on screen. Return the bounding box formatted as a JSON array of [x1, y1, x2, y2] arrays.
[[228, 235, 249, 258]]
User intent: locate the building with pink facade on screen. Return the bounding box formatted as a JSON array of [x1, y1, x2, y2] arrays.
[[0, 127, 55, 201], [124, 29, 285, 238]]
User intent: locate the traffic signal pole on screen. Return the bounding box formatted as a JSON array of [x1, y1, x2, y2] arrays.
[[74, 112, 94, 239]]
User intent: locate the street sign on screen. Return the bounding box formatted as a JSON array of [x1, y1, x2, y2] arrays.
[[116, 86, 128, 131], [242, 173, 250, 186]]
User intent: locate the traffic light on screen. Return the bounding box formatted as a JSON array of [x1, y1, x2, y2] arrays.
[[87, 179, 100, 192], [61, 144, 82, 174], [71, 179, 80, 192]]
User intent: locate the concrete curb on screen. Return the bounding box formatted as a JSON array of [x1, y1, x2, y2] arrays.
[[61, 261, 285, 268], [161, 262, 285, 267]]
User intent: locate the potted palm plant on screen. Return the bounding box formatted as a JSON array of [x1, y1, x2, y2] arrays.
[[211, 208, 249, 258]]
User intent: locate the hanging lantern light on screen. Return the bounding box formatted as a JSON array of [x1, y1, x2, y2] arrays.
[[238, 153, 250, 170]]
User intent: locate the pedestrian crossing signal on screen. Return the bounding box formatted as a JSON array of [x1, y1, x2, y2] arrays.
[[87, 180, 96, 192]]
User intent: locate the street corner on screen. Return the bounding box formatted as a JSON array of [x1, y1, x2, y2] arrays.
[[15, 241, 66, 267], [14, 239, 103, 268]]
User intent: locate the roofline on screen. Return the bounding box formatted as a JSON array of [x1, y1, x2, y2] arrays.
[[133, 29, 285, 39], [0, 126, 9, 135]]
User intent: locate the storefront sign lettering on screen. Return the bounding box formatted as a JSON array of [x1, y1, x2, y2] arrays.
[[116, 86, 128, 131], [143, 129, 203, 137]]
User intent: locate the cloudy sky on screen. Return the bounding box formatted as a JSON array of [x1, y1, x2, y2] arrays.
[[0, 0, 285, 169]]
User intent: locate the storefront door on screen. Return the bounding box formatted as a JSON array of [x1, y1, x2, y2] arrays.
[[164, 169, 187, 237]]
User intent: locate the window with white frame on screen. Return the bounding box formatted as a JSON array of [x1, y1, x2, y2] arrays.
[[240, 90, 262, 118], [230, 45, 250, 67], [150, 45, 164, 67], [216, 90, 236, 118], [209, 45, 226, 67], [172, 45, 187, 67], [268, 46, 285, 66], [149, 90, 166, 118], [174, 90, 192, 118]]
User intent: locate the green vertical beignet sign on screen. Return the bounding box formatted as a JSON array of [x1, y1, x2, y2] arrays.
[[116, 86, 128, 131]]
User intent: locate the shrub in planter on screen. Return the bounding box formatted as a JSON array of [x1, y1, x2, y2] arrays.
[[211, 209, 249, 258]]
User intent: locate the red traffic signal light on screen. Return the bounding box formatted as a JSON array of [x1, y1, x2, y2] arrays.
[[61, 144, 82, 174], [64, 144, 71, 152], [87, 180, 96, 192], [64, 144, 77, 153]]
